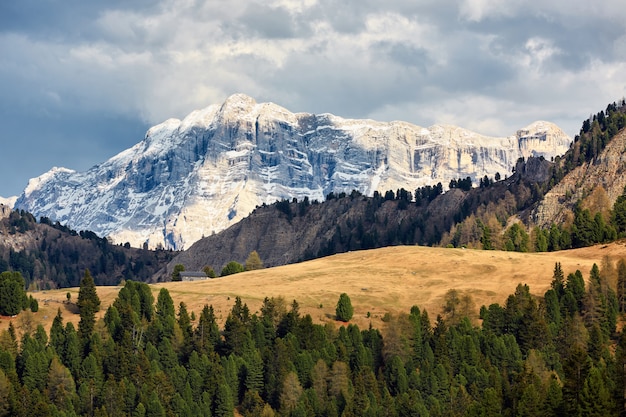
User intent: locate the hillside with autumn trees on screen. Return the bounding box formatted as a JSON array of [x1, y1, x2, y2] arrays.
[[1, 258, 626, 416]]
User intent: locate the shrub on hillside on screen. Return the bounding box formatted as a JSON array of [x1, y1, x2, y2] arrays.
[[221, 261, 245, 277]]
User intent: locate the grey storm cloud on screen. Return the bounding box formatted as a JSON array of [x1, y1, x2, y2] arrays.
[[0, 0, 625, 197]]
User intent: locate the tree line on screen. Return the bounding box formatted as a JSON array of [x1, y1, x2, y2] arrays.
[[444, 183, 626, 252], [0, 211, 174, 290]]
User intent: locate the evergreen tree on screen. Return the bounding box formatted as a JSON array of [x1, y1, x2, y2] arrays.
[[177, 302, 193, 357], [63, 322, 81, 377], [49, 308, 66, 356], [153, 288, 176, 341], [244, 349, 264, 393], [551, 262, 565, 297], [612, 185, 626, 236], [566, 270, 586, 314], [562, 345, 590, 416], [172, 264, 185, 282], [534, 227, 548, 252], [145, 390, 166, 417], [617, 259, 626, 313], [336, 293, 354, 322], [77, 269, 100, 344], [481, 225, 494, 250], [504, 223, 530, 252], [0, 271, 26, 316], [195, 304, 220, 353], [214, 382, 235, 417], [203, 266, 217, 278], [580, 366, 613, 416], [221, 261, 245, 277]]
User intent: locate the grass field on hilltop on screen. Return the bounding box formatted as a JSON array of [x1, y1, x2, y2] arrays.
[[3, 241, 626, 335]]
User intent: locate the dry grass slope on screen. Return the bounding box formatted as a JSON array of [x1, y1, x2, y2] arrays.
[[4, 242, 626, 334]]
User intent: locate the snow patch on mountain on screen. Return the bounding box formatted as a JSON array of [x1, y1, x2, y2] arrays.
[[15, 94, 572, 250], [0, 196, 17, 208]]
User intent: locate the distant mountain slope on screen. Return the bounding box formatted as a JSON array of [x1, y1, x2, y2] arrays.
[[0, 205, 174, 289], [161, 157, 553, 279], [164, 101, 626, 275], [437, 100, 626, 250], [14, 94, 571, 250]]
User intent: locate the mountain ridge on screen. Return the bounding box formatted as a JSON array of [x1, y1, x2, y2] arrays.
[[14, 94, 571, 250]]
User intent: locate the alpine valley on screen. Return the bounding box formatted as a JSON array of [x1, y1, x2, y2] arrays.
[[13, 94, 571, 250]]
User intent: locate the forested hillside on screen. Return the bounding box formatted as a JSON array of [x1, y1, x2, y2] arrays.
[[0, 208, 174, 289], [168, 100, 626, 276], [1, 259, 626, 416]]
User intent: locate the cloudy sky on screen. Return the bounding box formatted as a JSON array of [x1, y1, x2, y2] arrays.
[[1, 0, 625, 197]]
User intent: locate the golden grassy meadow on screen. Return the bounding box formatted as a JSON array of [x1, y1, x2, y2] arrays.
[[4, 242, 626, 335]]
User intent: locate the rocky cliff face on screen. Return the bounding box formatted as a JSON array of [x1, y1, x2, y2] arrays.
[[530, 128, 626, 228], [0, 204, 11, 220], [15, 94, 571, 250]]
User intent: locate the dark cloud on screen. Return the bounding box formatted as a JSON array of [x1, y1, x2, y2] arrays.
[[463, 7, 626, 70]]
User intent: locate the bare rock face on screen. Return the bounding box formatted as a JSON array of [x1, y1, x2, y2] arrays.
[[14, 94, 571, 250], [0, 204, 11, 220], [530, 128, 626, 228]]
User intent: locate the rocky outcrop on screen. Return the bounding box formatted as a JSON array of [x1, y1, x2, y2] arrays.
[[530, 128, 626, 227], [14, 94, 571, 250], [0, 197, 16, 209], [0, 204, 11, 220]]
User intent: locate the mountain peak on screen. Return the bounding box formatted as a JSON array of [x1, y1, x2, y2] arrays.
[[219, 93, 258, 115], [15, 96, 572, 250], [516, 121, 571, 159], [23, 167, 75, 198]]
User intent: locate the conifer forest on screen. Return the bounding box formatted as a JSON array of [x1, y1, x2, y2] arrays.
[[1, 260, 626, 416]]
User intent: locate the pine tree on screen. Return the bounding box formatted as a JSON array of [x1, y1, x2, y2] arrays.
[[612, 185, 626, 236], [617, 259, 626, 313], [63, 322, 81, 376], [551, 262, 565, 297], [580, 366, 613, 416], [336, 293, 354, 322], [153, 288, 176, 340], [172, 264, 185, 282], [214, 382, 235, 417], [0, 271, 26, 316], [78, 269, 100, 343], [145, 390, 166, 417], [195, 304, 220, 353], [49, 308, 66, 356], [244, 349, 264, 393]]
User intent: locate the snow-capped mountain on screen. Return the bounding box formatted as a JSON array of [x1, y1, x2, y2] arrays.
[[15, 94, 571, 250]]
